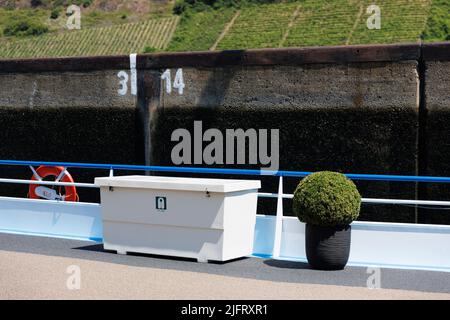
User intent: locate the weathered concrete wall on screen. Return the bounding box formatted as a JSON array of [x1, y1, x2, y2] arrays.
[[153, 61, 420, 222], [0, 107, 139, 202], [161, 63, 418, 109], [421, 60, 450, 224], [0, 64, 142, 203], [0, 70, 135, 108], [0, 43, 448, 223]]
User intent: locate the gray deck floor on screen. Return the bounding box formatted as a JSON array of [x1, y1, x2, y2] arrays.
[[0, 233, 449, 299]]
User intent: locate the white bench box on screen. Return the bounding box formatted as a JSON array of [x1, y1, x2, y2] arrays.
[[95, 175, 261, 262]]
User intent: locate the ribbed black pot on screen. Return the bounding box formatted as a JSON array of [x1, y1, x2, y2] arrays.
[[305, 224, 351, 270]]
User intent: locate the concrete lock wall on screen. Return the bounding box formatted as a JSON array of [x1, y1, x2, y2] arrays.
[[0, 61, 142, 203], [155, 62, 420, 222], [421, 52, 450, 224], [0, 43, 448, 223]]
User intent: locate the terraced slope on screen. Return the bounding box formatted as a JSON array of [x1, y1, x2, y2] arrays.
[[215, 0, 431, 50], [0, 16, 179, 58], [284, 0, 362, 47], [216, 3, 300, 50], [0, 0, 444, 58], [349, 0, 431, 44], [166, 8, 237, 52], [421, 0, 450, 42]]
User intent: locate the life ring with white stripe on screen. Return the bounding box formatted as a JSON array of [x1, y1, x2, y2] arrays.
[[28, 166, 78, 202]]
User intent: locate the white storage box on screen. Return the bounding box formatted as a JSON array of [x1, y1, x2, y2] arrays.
[[95, 175, 261, 262]]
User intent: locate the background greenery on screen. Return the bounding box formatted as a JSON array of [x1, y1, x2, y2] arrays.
[[0, 0, 447, 58]]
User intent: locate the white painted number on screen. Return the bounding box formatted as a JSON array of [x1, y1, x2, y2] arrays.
[[117, 54, 138, 96], [120, 67, 183, 96], [161, 69, 172, 94], [117, 71, 129, 96], [173, 68, 185, 95], [162, 68, 185, 95]]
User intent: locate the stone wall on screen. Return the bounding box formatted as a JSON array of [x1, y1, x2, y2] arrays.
[[420, 58, 450, 224], [0, 43, 448, 223], [154, 61, 420, 222]]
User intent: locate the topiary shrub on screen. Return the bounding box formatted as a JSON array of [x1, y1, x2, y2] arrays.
[[293, 171, 361, 226]]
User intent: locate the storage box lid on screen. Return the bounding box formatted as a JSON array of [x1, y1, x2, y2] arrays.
[[95, 175, 261, 193]]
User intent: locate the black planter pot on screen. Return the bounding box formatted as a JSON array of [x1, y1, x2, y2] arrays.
[[305, 224, 351, 270]]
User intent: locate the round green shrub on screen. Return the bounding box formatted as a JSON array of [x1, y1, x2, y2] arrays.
[[293, 171, 361, 226]]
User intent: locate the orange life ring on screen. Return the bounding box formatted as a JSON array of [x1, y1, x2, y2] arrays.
[[29, 166, 78, 202]]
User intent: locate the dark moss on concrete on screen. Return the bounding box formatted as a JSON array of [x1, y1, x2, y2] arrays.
[[151, 106, 419, 223], [0, 106, 143, 203], [420, 108, 450, 224], [419, 61, 450, 225]]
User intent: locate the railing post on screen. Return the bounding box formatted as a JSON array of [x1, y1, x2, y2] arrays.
[[55, 167, 67, 182], [29, 166, 42, 181], [272, 175, 283, 258]]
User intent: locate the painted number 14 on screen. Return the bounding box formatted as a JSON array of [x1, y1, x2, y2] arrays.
[[161, 68, 185, 95]]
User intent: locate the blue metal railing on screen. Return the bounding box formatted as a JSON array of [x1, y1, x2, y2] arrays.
[[1, 158, 450, 247], [1, 159, 450, 183]]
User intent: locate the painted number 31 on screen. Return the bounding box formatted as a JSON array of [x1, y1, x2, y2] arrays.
[[161, 68, 185, 95]]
